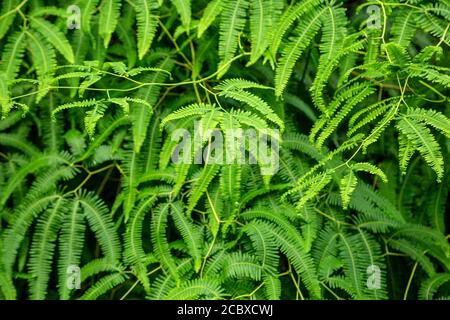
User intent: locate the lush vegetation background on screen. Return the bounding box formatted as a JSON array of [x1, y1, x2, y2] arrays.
[[0, 0, 449, 300]]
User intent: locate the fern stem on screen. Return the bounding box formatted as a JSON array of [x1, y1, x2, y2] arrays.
[[403, 261, 418, 300]]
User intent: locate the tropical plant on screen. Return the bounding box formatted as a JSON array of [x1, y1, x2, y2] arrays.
[[0, 0, 449, 300]]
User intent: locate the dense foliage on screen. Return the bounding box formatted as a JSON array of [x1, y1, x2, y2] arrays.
[[0, 0, 449, 300]]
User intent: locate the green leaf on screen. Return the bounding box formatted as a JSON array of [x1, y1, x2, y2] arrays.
[[29, 17, 75, 63], [99, 0, 122, 48]]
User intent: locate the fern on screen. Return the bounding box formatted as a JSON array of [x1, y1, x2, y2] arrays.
[[396, 116, 444, 181], [218, 0, 249, 77], [1, 0, 449, 302], [135, 0, 158, 60]]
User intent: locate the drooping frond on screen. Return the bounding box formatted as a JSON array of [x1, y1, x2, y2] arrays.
[[170, 201, 202, 271], [275, 6, 325, 97], [218, 0, 249, 77], [29, 16, 75, 63], [58, 198, 86, 300], [0, 31, 26, 80], [151, 202, 179, 283], [0, 0, 19, 40], [135, 0, 158, 60], [98, 0, 122, 48], [170, 0, 191, 31], [79, 191, 121, 263], [28, 197, 66, 300], [419, 273, 450, 300], [396, 116, 444, 181], [197, 0, 223, 37], [164, 278, 224, 300]]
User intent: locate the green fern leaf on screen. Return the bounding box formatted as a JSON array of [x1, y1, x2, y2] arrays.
[[170, 201, 202, 272], [151, 202, 180, 283], [218, 0, 249, 77], [58, 198, 86, 300], [274, 6, 325, 97], [79, 191, 121, 263], [0, 31, 26, 80], [26, 30, 56, 102], [164, 278, 224, 299], [197, 0, 223, 37], [80, 272, 127, 299], [28, 197, 66, 300], [269, 0, 324, 57], [419, 273, 450, 300], [170, 0, 191, 31], [29, 17, 75, 63], [247, 0, 272, 65], [0, 0, 19, 40], [340, 170, 357, 210]]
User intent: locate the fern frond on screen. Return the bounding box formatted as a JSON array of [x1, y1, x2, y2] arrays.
[[248, 0, 271, 65], [164, 278, 224, 299], [124, 195, 157, 293], [0, 0, 19, 40], [58, 198, 86, 300], [214, 78, 272, 91], [339, 170, 357, 210], [388, 239, 436, 277], [220, 164, 241, 205], [218, 0, 249, 77], [219, 89, 284, 131], [1, 192, 62, 273], [161, 103, 214, 129], [314, 84, 374, 147], [135, 0, 158, 60], [224, 252, 262, 281], [409, 64, 450, 88], [0, 153, 71, 207], [426, 180, 447, 235], [263, 275, 281, 300], [243, 221, 278, 275], [170, 0, 191, 31], [197, 0, 223, 37], [28, 197, 66, 300], [151, 202, 180, 283], [404, 108, 450, 139], [274, 6, 325, 97], [0, 270, 16, 299], [29, 16, 75, 63], [419, 273, 450, 300], [80, 272, 128, 299], [26, 30, 56, 102], [187, 163, 221, 214], [79, 191, 121, 263], [262, 221, 321, 298], [351, 162, 387, 183], [80, 0, 100, 36], [390, 9, 416, 48], [0, 31, 26, 80], [132, 54, 173, 152], [269, 0, 325, 57], [170, 201, 202, 271]]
